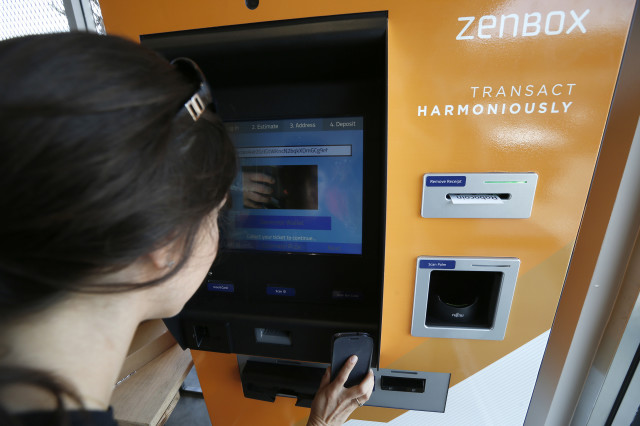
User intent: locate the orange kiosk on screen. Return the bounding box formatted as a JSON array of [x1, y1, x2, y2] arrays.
[[100, 1, 639, 424]]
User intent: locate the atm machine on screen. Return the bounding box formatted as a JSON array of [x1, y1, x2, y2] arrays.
[[140, 12, 395, 406], [100, 0, 639, 424]]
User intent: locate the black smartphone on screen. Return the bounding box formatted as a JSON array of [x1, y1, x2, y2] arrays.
[[330, 332, 374, 388]]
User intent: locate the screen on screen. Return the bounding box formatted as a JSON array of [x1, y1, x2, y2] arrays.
[[223, 117, 364, 255]]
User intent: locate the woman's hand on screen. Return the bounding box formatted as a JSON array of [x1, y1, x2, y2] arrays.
[[307, 355, 375, 426]]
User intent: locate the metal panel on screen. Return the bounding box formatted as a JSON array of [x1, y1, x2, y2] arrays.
[[411, 256, 520, 340], [421, 173, 538, 219], [366, 368, 450, 412]]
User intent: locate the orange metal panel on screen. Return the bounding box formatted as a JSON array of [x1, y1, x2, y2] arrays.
[[190, 350, 311, 425]]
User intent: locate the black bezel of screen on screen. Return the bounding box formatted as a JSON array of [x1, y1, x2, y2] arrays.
[[207, 79, 385, 305], [142, 12, 388, 363]]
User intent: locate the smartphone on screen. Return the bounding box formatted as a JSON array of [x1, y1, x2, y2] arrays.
[[330, 332, 374, 388]]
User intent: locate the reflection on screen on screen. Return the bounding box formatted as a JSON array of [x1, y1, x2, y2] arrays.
[[242, 165, 318, 210], [224, 117, 364, 255]]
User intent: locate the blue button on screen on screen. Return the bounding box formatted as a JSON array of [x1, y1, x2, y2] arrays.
[[207, 281, 235, 293], [237, 215, 331, 230], [267, 286, 296, 296]]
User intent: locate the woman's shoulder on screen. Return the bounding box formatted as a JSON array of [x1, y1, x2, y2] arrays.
[[11, 407, 117, 426]]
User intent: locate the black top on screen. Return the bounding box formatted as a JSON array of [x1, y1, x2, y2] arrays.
[[11, 408, 117, 426]]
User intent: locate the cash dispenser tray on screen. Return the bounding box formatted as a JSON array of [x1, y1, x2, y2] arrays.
[[238, 356, 326, 408]]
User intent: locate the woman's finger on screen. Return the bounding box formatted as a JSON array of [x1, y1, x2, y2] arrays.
[[319, 366, 331, 388], [343, 369, 375, 402], [333, 355, 358, 387]]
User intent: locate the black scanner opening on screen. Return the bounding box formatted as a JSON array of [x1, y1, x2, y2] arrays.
[[426, 270, 502, 328]]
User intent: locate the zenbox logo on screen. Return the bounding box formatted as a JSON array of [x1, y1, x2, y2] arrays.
[[456, 10, 590, 40]]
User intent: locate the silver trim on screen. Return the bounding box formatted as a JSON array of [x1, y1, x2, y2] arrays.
[[574, 117, 640, 425], [63, 0, 98, 32], [526, 116, 640, 425]]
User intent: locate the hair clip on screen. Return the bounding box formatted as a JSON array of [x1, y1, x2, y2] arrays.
[[171, 57, 217, 122], [184, 92, 206, 121]]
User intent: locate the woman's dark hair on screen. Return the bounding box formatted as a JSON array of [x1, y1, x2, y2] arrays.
[[0, 32, 236, 420]]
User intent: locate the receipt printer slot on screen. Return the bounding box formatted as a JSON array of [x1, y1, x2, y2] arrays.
[[422, 173, 538, 218], [446, 193, 512, 204]]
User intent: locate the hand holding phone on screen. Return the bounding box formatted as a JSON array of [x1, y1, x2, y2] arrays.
[[330, 332, 373, 388], [309, 333, 374, 425]]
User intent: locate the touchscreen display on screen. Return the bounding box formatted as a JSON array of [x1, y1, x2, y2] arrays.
[[223, 117, 364, 255]]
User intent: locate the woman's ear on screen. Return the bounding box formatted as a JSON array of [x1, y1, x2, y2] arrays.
[[147, 242, 178, 271]]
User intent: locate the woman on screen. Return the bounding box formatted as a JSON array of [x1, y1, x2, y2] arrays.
[[0, 32, 373, 425]]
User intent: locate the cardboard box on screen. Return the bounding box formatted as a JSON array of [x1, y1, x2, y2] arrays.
[[112, 344, 194, 426], [117, 320, 176, 385]]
